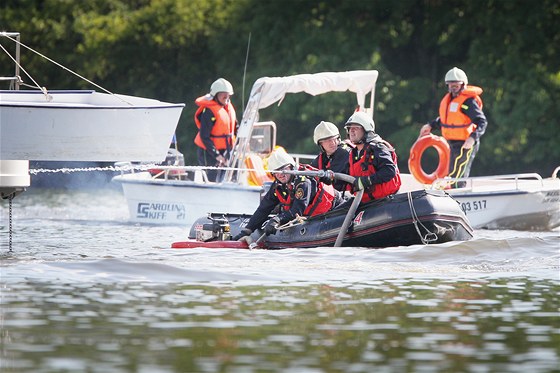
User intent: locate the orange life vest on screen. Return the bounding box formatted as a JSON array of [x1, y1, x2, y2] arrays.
[[274, 165, 336, 217], [348, 142, 401, 202], [194, 95, 236, 150], [438, 86, 483, 141]]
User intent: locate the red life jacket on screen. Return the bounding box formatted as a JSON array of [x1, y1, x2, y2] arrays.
[[348, 141, 401, 202], [439, 86, 483, 141], [274, 165, 336, 216], [194, 95, 236, 150], [316, 153, 328, 170]]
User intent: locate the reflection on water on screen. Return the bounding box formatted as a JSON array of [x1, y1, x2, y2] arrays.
[[1, 188, 559, 372], [2, 280, 559, 372]]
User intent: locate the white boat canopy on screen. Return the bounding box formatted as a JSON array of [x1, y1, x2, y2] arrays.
[[226, 70, 379, 182], [253, 70, 379, 111]]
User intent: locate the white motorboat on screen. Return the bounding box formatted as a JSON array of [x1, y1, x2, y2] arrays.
[[441, 168, 560, 231], [113, 167, 263, 226], [113, 70, 380, 226], [407, 132, 559, 231], [402, 168, 560, 231], [0, 31, 185, 200], [0, 89, 185, 162]]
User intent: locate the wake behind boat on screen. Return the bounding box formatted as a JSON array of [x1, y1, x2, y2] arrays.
[[172, 189, 473, 249]]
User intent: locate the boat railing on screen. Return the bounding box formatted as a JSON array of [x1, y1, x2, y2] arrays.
[[114, 162, 211, 183], [0, 32, 21, 90], [291, 153, 316, 164], [435, 172, 545, 190], [114, 155, 317, 186]]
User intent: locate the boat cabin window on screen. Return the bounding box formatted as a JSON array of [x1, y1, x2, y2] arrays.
[[249, 121, 276, 155]]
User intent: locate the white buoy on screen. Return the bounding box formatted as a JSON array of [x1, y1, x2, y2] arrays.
[[0, 160, 30, 199]]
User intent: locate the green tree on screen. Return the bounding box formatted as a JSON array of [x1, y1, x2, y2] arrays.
[[1, 0, 558, 175]]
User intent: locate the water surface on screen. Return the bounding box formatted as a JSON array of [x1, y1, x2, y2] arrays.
[[1, 188, 558, 372]]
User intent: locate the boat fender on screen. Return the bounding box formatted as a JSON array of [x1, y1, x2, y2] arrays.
[[408, 134, 450, 184]]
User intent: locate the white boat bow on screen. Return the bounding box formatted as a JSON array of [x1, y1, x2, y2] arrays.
[[0, 89, 185, 162]]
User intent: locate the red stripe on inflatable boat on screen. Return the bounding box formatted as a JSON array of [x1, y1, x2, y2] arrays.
[[171, 241, 251, 249]]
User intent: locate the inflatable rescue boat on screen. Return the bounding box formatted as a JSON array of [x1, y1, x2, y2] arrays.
[[171, 189, 473, 250]]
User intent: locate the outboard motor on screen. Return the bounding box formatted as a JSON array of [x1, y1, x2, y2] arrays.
[[195, 215, 231, 242]]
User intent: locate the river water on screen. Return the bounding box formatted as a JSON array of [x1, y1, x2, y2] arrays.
[[1, 187, 559, 372]]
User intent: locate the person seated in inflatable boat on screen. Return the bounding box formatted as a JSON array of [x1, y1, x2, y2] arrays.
[[344, 111, 402, 203], [310, 120, 351, 192], [232, 149, 343, 241]]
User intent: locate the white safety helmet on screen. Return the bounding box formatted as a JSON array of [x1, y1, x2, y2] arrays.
[[209, 78, 234, 97], [267, 149, 296, 171], [344, 111, 375, 133], [313, 121, 340, 145], [444, 67, 468, 85]]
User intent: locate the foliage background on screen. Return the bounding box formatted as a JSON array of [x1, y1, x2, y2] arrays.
[[1, 0, 559, 176]]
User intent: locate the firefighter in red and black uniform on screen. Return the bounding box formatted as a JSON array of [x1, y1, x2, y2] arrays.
[[310, 121, 351, 192], [419, 67, 488, 182], [194, 78, 237, 182], [345, 111, 401, 203], [232, 150, 340, 241]]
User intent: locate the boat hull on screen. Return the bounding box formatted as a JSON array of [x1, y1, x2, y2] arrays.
[[0, 90, 184, 162], [181, 190, 473, 249], [445, 177, 560, 231], [113, 172, 262, 226]]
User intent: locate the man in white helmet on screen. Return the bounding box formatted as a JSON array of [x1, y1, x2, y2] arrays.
[[194, 78, 237, 182], [419, 67, 488, 183], [232, 149, 339, 241], [310, 121, 351, 192], [345, 111, 401, 202]]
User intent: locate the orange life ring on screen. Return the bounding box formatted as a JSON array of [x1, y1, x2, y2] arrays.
[[245, 153, 273, 186], [408, 134, 450, 184]]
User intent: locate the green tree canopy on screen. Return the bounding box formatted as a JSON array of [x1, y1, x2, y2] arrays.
[[1, 0, 558, 175]]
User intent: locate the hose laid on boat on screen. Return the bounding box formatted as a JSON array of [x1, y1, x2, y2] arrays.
[[408, 191, 438, 244], [335, 189, 362, 247], [264, 169, 359, 247]]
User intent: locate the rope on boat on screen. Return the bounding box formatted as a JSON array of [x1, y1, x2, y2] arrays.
[[0, 39, 49, 98], [29, 164, 274, 175], [0, 33, 134, 106], [244, 216, 306, 250], [407, 192, 438, 244], [277, 215, 307, 230]]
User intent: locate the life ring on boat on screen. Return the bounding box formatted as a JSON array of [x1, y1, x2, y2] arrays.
[[245, 153, 273, 186], [408, 134, 450, 184]]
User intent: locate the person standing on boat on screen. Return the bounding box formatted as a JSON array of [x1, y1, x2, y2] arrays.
[[419, 67, 487, 184], [194, 78, 237, 182], [345, 111, 401, 202], [232, 149, 339, 241], [310, 121, 351, 192]]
